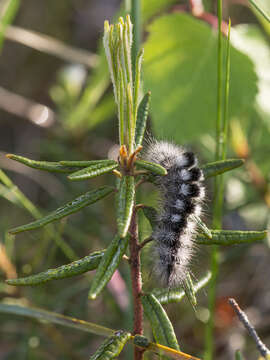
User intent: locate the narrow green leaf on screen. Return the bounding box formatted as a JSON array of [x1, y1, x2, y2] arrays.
[[182, 273, 197, 308], [235, 350, 244, 360], [190, 215, 212, 239], [6, 154, 80, 173], [89, 234, 129, 299], [0, 0, 20, 51], [142, 205, 158, 229], [135, 91, 151, 147], [202, 159, 244, 179], [60, 159, 116, 167], [142, 294, 180, 351], [6, 250, 104, 286], [135, 159, 167, 176], [153, 271, 212, 305], [9, 186, 114, 234], [197, 230, 267, 245], [68, 162, 118, 181], [116, 175, 135, 238], [90, 330, 131, 360], [0, 303, 114, 337]]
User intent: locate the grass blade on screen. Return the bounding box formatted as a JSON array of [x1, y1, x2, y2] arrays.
[[190, 215, 212, 239], [202, 159, 244, 179], [89, 234, 129, 299], [135, 159, 167, 176], [135, 91, 151, 148], [197, 230, 267, 245], [68, 162, 118, 181], [90, 331, 131, 360], [6, 250, 105, 286], [182, 273, 197, 308], [0, 303, 114, 337], [9, 186, 114, 234], [153, 272, 212, 305], [142, 293, 180, 351], [116, 175, 135, 238], [6, 154, 80, 173]]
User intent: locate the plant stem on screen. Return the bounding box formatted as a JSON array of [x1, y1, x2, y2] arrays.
[[129, 208, 144, 360], [204, 0, 223, 358]]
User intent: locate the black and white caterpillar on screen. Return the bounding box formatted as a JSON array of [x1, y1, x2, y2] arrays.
[[144, 140, 205, 287]]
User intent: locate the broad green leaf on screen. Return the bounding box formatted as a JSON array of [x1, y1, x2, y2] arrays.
[[182, 273, 196, 308], [135, 159, 167, 176], [0, 0, 20, 51], [135, 92, 151, 148], [143, 14, 257, 141], [116, 175, 135, 238], [0, 303, 114, 337], [90, 331, 131, 360], [89, 234, 129, 299], [9, 186, 114, 234], [190, 215, 212, 239], [142, 0, 179, 23], [60, 159, 116, 167], [142, 205, 158, 229], [6, 154, 80, 173], [197, 230, 267, 245], [202, 159, 244, 178], [68, 161, 118, 181], [6, 250, 104, 286], [231, 25, 270, 125], [142, 294, 180, 351], [153, 271, 211, 305]]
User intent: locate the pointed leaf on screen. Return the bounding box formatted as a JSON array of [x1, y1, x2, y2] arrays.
[[90, 330, 131, 360], [60, 159, 116, 167], [116, 175, 135, 238], [135, 160, 167, 176], [9, 186, 114, 234], [202, 159, 244, 179], [182, 273, 197, 308], [190, 215, 212, 239], [0, 303, 114, 337], [153, 271, 211, 305], [68, 162, 118, 181], [135, 91, 151, 147], [142, 205, 158, 229], [142, 294, 180, 351], [197, 230, 267, 245], [6, 250, 104, 286], [89, 234, 129, 299], [6, 154, 80, 173]]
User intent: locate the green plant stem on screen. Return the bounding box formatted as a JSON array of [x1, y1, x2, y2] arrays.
[[204, 0, 224, 358], [131, 0, 141, 76], [129, 208, 144, 360]]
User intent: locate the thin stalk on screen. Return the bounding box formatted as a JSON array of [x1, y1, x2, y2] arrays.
[[131, 0, 141, 75], [129, 208, 144, 360], [204, 0, 224, 358]]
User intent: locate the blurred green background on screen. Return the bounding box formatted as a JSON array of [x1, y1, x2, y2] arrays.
[[0, 0, 270, 359]]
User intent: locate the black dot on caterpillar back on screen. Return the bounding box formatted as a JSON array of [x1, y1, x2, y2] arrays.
[[144, 140, 205, 287]]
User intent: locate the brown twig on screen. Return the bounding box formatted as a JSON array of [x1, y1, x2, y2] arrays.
[[129, 208, 144, 360], [228, 298, 270, 358]]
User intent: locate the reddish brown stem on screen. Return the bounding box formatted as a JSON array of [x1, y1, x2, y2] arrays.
[[129, 208, 144, 360]]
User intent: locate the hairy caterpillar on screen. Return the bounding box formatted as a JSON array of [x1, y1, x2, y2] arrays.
[[144, 140, 205, 287]]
